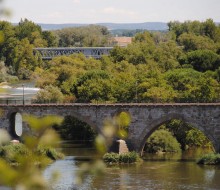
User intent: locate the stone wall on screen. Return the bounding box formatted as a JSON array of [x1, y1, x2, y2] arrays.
[[1, 103, 220, 152]]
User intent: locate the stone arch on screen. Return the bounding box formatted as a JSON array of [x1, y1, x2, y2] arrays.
[[138, 113, 216, 154], [64, 111, 101, 134]]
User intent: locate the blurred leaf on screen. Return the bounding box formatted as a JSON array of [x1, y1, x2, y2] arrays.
[[102, 119, 117, 138], [23, 114, 63, 135], [95, 135, 107, 154], [23, 135, 38, 150], [39, 129, 60, 147], [117, 129, 128, 139], [0, 129, 11, 145], [116, 112, 131, 128], [0, 159, 18, 186]]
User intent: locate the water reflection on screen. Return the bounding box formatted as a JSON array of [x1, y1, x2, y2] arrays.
[[43, 156, 77, 189]]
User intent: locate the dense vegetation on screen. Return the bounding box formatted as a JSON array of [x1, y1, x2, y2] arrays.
[[28, 19, 220, 104], [0, 19, 57, 80], [144, 120, 213, 154], [54, 25, 111, 47]]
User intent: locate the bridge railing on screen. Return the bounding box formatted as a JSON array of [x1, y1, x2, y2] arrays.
[[1, 99, 220, 106], [0, 99, 34, 105]]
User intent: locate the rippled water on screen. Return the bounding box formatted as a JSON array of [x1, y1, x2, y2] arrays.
[[43, 145, 220, 190]]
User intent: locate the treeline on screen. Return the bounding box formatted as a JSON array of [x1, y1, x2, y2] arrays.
[[1, 18, 220, 103], [33, 19, 220, 103], [54, 25, 111, 47]]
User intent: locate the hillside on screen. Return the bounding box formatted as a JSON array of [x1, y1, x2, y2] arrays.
[[39, 22, 168, 31]]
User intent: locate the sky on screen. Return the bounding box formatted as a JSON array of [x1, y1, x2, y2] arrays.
[[2, 0, 220, 24]]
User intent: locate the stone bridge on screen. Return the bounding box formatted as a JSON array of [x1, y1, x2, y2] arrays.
[[34, 47, 113, 60], [1, 103, 220, 153]]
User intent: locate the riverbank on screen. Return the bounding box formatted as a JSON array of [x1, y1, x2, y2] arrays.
[[0, 143, 64, 165], [197, 153, 220, 165]]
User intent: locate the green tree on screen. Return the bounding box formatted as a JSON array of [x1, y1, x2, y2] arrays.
[[165, 68, 220, 102], [165, 120, 213, 149], [184, 50, 220, 72], [178, 33, 216, 52], [145, 129, 181, 153], [55, 25, 111, 47], [74, 70, 115, 102], [154, 40, 182, 71], [35, 85, 64, 103]]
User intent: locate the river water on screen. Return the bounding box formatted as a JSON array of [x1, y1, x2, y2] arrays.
[[0, 81, 39, 103], [43, 144, 220, 190]]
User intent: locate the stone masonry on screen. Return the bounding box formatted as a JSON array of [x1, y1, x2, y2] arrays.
[[1, 103, 220, 153]]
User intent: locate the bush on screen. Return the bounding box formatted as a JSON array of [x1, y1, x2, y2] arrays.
[[36, 146, 64, 160], [145, 129, 181, 153], [0, 143, 64, 163], [0, 143, 30, 163], [119, 152, 138, 163], [197, 153, 220, 165], [103, 152, 119, 163], [103, 152, 140, 164]]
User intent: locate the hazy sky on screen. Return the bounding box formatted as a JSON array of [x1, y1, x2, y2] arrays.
[[2, 0, 220, 23]]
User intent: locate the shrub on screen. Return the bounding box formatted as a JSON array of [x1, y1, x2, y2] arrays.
[[36, 146, 64, 160], [103, 152, 140, 164], [197, 153, 220, 165], [145, 129, 181, 153], [0, 143, 64, 163], [0, 143, 30, 163], [119, 152, 138, 163], [103, 152, 119, 163]]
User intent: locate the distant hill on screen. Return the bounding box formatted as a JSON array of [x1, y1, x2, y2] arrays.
[[38, 22, 168, 31]]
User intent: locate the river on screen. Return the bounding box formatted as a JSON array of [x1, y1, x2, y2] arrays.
[[0, 81, 39, 103], [43, 144, 220, 190]]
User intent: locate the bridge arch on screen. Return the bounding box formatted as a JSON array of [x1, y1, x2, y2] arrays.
[[138, 113, 216, 154], [64, 111, 101, 134]]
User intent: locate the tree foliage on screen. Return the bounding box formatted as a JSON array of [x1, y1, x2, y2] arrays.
[[0, 19, 56, 79], [145, 129, 181, 153], [54, 25, 111, 47]]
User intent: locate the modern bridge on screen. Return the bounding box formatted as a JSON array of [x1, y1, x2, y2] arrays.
[[1, 103, 220, 153], [34, 47, 114, 60]]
